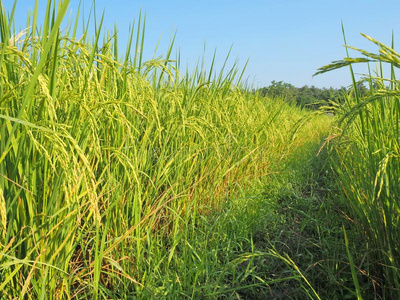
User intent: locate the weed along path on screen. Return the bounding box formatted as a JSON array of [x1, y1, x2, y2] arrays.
[[190, 113, 364, 299], [194, 111, 371, 299], [158, 111, 344, 299]]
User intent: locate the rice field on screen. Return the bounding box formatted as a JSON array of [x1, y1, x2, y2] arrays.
[[0, 1, 330, 298], [1, 1, 399, 299]]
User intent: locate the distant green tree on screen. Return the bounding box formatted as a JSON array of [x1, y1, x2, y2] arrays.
[[257, 81, 351, 110]]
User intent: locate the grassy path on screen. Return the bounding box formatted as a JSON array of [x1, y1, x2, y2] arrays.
[[142, 113, 353, 299], [184, 116, 365, 300]]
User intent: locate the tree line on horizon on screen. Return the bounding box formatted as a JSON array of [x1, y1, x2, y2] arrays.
[[256, 80, 369, 109]]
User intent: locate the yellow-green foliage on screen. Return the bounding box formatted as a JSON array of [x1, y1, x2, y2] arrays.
[[0, 1, 330, 298], [317, 32, 400, 298]]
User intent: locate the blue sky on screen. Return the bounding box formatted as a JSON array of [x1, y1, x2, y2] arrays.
[[5, 0, 400, 88]]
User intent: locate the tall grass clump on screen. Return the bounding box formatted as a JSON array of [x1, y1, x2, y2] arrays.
[[0, 0, 330, 298], [316, 31, 400, 298]]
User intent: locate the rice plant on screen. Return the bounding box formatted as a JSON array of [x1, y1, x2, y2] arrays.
[[316, 30, 400, 298]]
